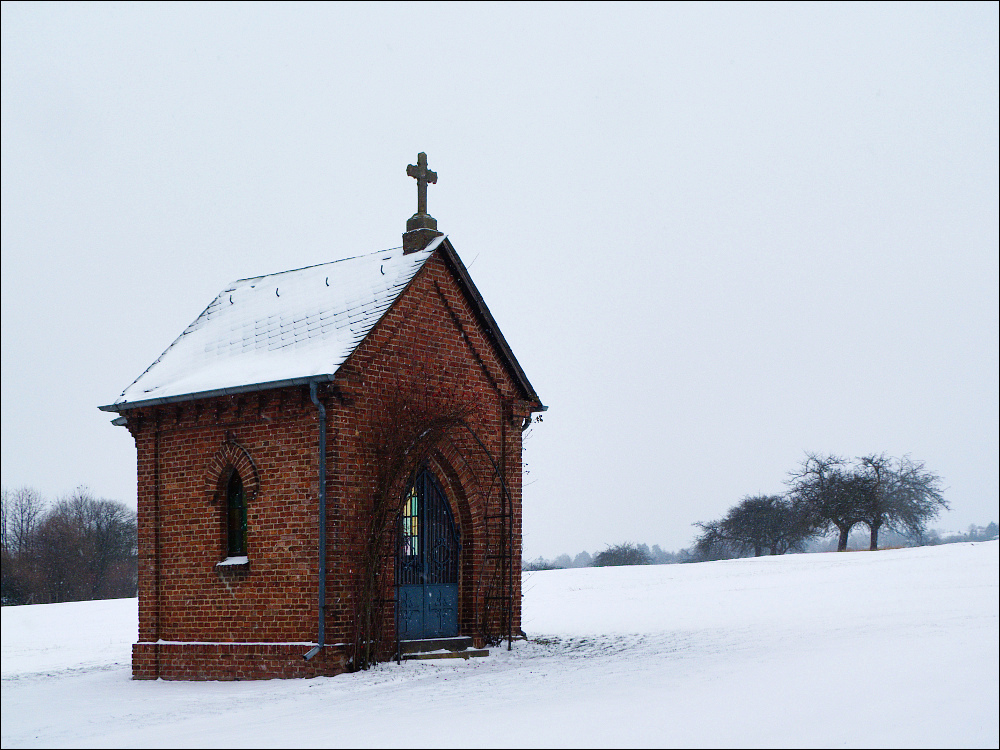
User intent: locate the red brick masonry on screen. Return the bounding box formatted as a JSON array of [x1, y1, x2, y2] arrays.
[[133, 642, 347, 680]]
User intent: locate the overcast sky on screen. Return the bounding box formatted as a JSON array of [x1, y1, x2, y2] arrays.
[[2, 2, 997, 558]]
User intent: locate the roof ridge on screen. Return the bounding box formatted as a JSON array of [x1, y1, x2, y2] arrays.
[[232, 245, 406, 284]]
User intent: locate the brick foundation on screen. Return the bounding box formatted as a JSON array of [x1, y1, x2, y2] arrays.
[[132, 642, 348, 680]]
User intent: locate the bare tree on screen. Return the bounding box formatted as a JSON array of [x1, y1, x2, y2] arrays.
[[1, 487, 46, 604], [71, 489, 137, 598], [2, 486, 136, 605], [591, 542, 652, 566], [692, 520, 743, 561], [32, 503, 83, 603], [787, 452, 947, 551], [32, 488, 137, 603], [788, 454, 861, 552], [856, 454, 947, 550], [694, 494, 814, 559], [2, 486, 45, 556]]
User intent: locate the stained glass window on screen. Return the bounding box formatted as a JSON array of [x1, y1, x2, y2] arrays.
[[401, 485, 419, 557]]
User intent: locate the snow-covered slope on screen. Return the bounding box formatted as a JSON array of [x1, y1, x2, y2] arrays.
[[2, 542, 997, 748]]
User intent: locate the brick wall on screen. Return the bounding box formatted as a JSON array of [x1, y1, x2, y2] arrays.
[[132, 642, 347, 680], [125, 249, 535, 680]]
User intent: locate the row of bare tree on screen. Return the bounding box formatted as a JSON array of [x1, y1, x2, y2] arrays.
[[1, 487, 137, 605], [694, 453, 948, 560]]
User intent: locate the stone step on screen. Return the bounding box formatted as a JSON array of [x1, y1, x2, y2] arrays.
[[397, 636, 474, 655], [401, 648, 490, 661], [396, 636, 489, 661]]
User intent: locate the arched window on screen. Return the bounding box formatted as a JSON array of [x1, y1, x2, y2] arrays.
[[226, 470, 247, 557]]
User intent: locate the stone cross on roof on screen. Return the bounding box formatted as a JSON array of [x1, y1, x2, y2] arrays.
[[406, 152, 438, 232], [403, 152, 443, 254]]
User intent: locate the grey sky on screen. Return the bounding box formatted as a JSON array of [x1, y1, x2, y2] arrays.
[[2, 2, 997, 558]]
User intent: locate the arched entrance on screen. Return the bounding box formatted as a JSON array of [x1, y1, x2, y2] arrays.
[[396, 467, 460, 640]]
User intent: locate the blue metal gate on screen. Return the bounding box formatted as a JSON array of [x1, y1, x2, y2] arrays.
[[396, 468, 460, 640]]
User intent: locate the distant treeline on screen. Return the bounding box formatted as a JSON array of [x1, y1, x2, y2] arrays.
[[523, 543, 689, 571], [1, 486, 137, 605], [523, 451, 994, 570], [523, 523, 998, 572]]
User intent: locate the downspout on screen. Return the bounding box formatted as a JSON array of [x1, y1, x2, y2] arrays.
[[153, 413, 162, 677], [500, 401, 510, 651], [304, 380, 327, 661]]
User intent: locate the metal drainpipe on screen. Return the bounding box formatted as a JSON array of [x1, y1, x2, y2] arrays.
[[304, 380, 326, 661]]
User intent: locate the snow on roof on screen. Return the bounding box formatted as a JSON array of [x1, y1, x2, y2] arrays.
[[108, 237, 444, 409]]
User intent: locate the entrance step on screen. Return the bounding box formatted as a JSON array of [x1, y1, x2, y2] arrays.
[[401, 649, 490, 661], [399, 636, 472, 654], [398, 636, 489, 661]]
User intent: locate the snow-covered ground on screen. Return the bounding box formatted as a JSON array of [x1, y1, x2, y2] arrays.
[[2, 542, 997, 748]]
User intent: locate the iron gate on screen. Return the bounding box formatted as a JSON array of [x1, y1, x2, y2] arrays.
[[396, 468, 460, 640]]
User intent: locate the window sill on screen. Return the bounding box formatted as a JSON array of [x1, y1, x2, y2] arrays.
[[216, 556, 249, 570]]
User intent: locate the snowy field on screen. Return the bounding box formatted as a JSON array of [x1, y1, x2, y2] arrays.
[[2, 542, 997, 748]]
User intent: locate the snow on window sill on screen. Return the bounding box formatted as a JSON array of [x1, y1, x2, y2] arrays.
[[216, 556, 249, 569]]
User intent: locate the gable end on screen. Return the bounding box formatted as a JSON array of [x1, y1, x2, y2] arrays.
[[435, 239, 544, 411]]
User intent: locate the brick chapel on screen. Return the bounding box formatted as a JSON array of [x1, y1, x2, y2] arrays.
[[100, 154, 545, 680]]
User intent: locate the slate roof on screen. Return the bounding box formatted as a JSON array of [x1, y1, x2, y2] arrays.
[[101, 235, 542, 413], [103, 237, 443, 410]]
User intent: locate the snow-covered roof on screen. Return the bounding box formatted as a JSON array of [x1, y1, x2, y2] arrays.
[[105, 237, 444, 410]]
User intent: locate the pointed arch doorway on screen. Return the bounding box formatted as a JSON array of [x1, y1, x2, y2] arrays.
[[396, 467, 461, 640]]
